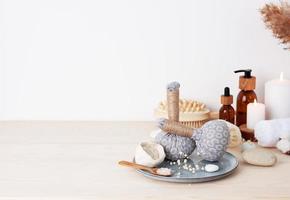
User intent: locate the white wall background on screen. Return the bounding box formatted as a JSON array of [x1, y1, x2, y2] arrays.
[[0, 0, 289, 120]]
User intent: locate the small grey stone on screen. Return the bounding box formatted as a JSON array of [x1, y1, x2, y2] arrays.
[[242, 148, 277, 166]]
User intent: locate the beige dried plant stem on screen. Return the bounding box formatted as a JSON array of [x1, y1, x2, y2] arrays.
[[159, 119, 193, 138], [167, 82, 180, 122]]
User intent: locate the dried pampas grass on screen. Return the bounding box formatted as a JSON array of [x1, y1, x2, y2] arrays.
[[261, 2, 290, 49]]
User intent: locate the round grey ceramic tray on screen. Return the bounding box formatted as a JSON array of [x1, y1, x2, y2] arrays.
[[135, 152, 238, 183]]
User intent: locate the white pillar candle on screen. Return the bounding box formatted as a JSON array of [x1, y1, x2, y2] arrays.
[[247, 100, 265, 130], [265, 72, 290, 119]]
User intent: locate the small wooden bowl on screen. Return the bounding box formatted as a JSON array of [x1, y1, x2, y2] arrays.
[[239, 124, 257, 142]]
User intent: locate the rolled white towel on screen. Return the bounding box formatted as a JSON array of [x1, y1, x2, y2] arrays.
[[254, 118, 290, 147]]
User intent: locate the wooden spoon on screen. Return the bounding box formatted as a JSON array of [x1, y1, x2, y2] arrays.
[[118, 160, 172, 176]]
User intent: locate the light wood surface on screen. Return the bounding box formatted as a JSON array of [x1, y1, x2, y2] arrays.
[[0, 121, 289, 200]]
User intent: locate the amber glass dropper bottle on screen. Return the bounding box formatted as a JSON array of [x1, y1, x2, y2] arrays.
[[234, 69, 257, 127], [219, 87, 235, 124]]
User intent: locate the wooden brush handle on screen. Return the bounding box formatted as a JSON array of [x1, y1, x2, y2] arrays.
[[118, 161, 153, 172]]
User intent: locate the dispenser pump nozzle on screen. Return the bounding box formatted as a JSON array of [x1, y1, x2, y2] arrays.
[[234, 69, 252, 78]]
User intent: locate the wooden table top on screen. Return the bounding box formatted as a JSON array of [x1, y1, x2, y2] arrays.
[[0, 121, 289, 200]]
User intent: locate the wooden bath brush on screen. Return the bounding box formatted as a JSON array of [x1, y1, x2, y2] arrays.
[[155, 99, 210, 128]]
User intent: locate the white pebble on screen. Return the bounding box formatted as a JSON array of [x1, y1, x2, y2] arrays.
[[204, 164, 219, 173], [184, 159, 187, 163], [177, 160, 181, 165]]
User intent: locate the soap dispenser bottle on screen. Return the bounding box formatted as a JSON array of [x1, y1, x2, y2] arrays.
[[219, 87, 235, 124], [234, 69, 257, 127]]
